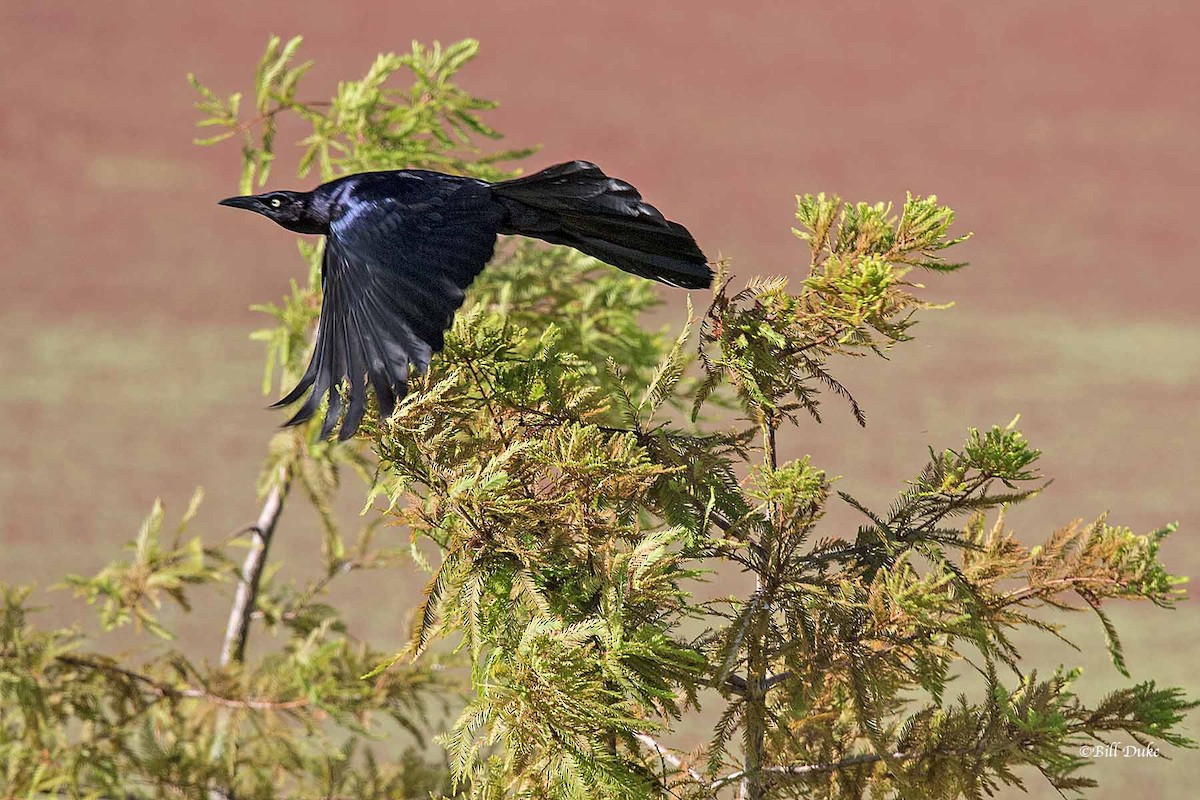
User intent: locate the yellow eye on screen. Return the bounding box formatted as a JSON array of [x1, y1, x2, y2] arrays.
[[269, 197, 283, 208]]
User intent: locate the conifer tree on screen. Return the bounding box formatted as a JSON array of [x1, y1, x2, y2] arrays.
[[1, 36, 1193, 800]]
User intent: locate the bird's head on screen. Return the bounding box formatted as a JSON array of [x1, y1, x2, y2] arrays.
[[218, 190, 327, 234]]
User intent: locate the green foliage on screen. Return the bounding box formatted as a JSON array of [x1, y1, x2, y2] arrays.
[[190, 35, 532, 193], [62, 489, 222, 639], [2, 35, 1193, 800], [694, 193, 965, 429], [3, 503, 451, 799]]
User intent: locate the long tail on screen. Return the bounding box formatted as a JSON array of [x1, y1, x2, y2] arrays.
[[490, 161, 712, 289]]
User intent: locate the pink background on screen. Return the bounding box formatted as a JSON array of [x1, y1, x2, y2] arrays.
[[1, 3, 1196, 793]]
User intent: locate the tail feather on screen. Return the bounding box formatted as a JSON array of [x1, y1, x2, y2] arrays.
[[491, 161, 712, 289]]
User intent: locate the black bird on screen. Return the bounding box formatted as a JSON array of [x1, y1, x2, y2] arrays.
[[219, 160, 711, 440]]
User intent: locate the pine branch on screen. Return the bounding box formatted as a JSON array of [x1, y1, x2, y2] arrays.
[[54, 655, 307, 711], [997, 576, 1121, 609], [738, 416, 780, 800], [224, 99, 332, 139]]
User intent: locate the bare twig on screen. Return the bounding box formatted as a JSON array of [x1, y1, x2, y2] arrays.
[[713, 751, 908, 790], [721, 669, 790, 697], [55, 655, 306, 711], [763, 671, 792, 692], [209, 465, 292, 800], [219, 466, 291, 666], [633, 732, 706, 786], [723, 673, 748, 694], [708, 509, 736, 533], [227, 99, 332, 138]]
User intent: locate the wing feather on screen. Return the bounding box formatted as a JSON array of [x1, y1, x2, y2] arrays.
[[318, 274, 349, 441], [274, 174, 501, 439], [338, 299, 371, 441]]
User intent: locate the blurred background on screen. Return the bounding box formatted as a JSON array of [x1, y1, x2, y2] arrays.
[[1, 2, 1196, 794]]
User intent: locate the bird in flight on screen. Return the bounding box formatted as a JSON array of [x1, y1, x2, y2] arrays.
[[219, 160, 711, 440]]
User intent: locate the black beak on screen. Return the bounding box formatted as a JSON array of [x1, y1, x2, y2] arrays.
[[218, 195, 260, 211]]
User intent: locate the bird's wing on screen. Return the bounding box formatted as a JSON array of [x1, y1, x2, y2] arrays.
[[274, 175, 501, 440]]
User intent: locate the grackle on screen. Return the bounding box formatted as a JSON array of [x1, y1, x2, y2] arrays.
[[219, 160, 711, 440]]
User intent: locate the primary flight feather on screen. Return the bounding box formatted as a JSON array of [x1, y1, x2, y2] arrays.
[[219, 161, 711, 440]]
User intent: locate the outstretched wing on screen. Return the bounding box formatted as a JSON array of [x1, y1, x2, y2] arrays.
[[273, 174, 502, 440]]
